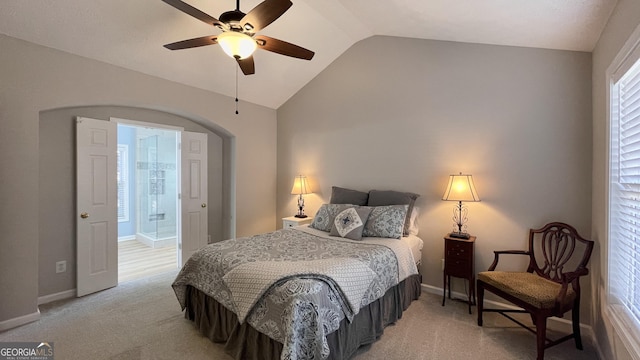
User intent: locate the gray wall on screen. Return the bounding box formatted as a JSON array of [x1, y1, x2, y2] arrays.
[[277, 36, 593, 322], [0, 34, 278, 326], [38, 106, 225, 297], [591, 0, 640, 359]]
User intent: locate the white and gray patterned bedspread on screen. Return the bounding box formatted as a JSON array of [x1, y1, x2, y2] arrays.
[[172, 226, 418, 360]]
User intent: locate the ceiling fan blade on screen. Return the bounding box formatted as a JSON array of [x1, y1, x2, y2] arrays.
[[162, 0, 226, 29], [164, 35, 218, 50], [255, 35, 314, 60], [236, 56, 255, 75], [240, 0, 292, 33]]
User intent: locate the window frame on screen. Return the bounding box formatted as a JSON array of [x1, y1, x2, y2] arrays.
[[606, 22, 640, 360], [117, 144, 130, 223]]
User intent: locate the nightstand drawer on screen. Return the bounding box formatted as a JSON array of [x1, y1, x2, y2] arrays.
[[445, 259, 472, 277], [283, 220, 298, 228], [446, 241, 473, 260], [282, 216, 313, 228]]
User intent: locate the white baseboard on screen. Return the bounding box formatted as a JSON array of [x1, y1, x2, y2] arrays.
[[421, 283, 595, 340], [0, 310, 40, 331], [38, 289, 76, 305], [118, 235, 136, 242], [136, 233, 176, 248]]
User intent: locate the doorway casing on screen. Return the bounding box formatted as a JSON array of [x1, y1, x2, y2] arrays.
[[38, 105, 236, 301]]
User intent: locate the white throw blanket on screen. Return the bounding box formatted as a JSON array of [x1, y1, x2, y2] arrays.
[[222, 258, 376, 323]]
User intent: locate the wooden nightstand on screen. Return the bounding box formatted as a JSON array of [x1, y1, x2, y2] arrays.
[[282, 216, 313, 228], [442, 234, 476, 314]]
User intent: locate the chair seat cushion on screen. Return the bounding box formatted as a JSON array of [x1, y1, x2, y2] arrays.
[[478, 271, 576, 309]]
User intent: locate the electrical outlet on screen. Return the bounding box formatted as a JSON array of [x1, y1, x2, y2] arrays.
[[441, 258, 445, 271], [56, 260, 66, 274]]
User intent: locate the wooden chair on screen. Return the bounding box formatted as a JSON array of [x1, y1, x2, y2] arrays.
[[476, 222, 594, 360]]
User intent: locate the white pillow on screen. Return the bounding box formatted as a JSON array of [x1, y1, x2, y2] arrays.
[[408, 206, 420, 236]]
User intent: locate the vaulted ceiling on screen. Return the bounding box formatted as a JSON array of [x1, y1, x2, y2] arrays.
[[0, 0, 617, 109]]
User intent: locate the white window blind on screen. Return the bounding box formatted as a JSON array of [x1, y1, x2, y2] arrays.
[[610, 51, 640, 336]]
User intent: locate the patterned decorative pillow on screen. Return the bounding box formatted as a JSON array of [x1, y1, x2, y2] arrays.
[[329, 207, 373, 240], [310, 204, 353, 232], [362, 205, 408, 239], [367, 190, 420, 236]]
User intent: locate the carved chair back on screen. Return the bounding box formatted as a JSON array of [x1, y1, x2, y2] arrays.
[[526, 222, 594, 285]]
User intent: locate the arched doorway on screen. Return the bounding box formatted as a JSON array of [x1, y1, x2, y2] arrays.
[[38, 105, 235, 297]]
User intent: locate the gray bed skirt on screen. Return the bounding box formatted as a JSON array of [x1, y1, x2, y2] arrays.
[[183, 273, 422, 360]]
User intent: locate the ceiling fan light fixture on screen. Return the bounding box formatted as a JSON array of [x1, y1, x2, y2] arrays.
[[217, 31, 257, 59]]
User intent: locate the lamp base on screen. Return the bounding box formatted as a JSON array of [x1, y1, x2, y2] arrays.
[[294, 214, 308, 218], [449, 232, 470, 239]]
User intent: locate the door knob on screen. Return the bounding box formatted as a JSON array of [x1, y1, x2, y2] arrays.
[[80, 212, 89, 219], [201, 203, 207, 208]]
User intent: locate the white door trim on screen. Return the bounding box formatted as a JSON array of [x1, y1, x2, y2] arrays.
[[110, 117, 184, 131]]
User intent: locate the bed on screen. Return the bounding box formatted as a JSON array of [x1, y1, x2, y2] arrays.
[[172, 189, 423, 360]]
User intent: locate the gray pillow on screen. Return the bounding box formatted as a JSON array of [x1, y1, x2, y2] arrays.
[[367, 190, 420, 236], [329, 207, 373, 240], [310, 204, 353, 232], [330, 186, 369, 206], [361, 205, 408, 239]]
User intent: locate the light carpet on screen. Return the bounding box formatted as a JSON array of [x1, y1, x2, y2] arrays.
[[0, 271, 599, 359]]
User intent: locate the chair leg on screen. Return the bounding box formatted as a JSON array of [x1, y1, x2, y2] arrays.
[[477, 281, 484, 326], [534, 315, 547, 360], [573, 298, 583, 350]]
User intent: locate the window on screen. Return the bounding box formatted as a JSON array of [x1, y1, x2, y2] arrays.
[[117, 144, 130, 222], [608, 24, 640, 358]]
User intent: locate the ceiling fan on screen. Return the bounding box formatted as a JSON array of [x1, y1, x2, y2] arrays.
[[162, 0, 315, 75]]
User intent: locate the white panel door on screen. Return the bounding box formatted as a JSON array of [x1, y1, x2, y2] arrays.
[[180, 131, 208, 265], [76, 117, 118, 297]]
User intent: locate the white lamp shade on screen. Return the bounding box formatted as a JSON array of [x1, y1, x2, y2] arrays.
[[217, 31, 257, 59], [442, 174, 480, 202], [291, 175, 311, 195]]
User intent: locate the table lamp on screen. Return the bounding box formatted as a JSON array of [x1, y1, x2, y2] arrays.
[[291, 175, 312, 218], [442, 173, 480, 239]]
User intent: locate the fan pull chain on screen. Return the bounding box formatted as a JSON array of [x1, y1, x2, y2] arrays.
[[235, 64, 239, 115]]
